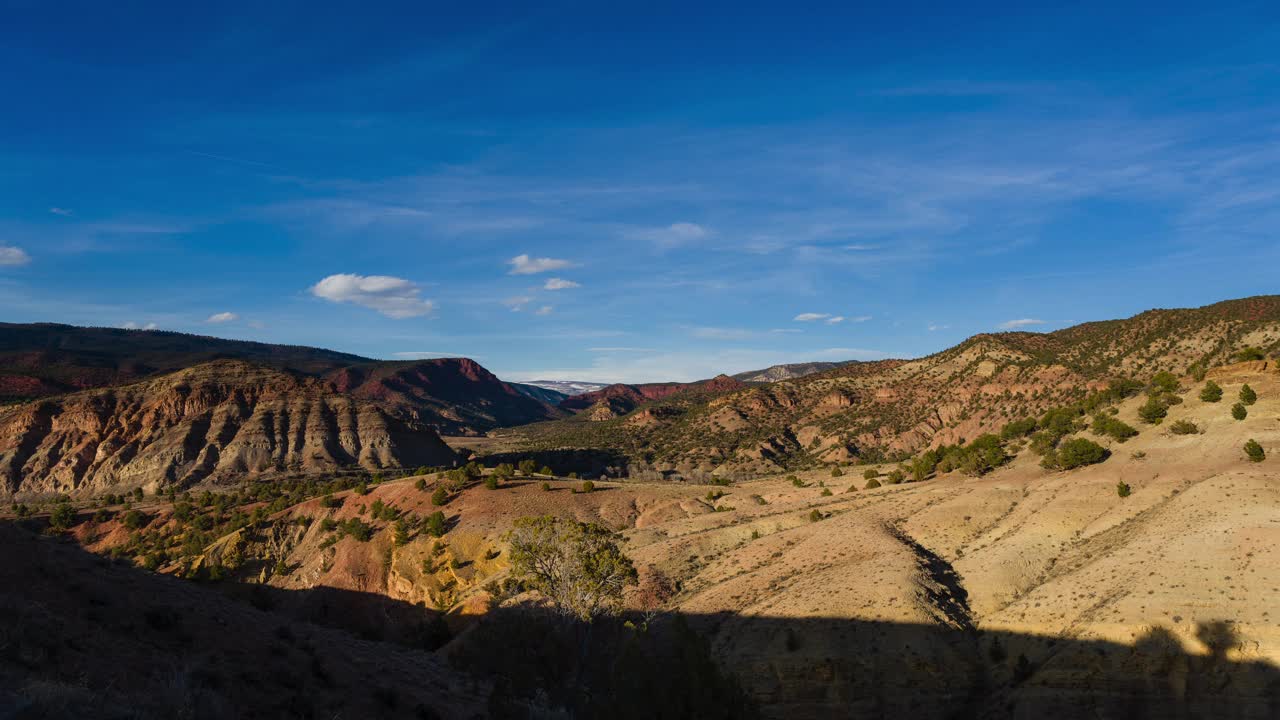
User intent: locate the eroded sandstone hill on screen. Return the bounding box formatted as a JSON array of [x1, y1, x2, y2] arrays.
[[0, 323, 563, 434], [507, 295, 1280, 475], [0, 360, 458, 497]]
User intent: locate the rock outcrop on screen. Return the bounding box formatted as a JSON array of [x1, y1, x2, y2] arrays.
[[0, 360, 458, 497]]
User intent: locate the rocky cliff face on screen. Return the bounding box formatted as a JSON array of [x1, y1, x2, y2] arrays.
[[0, 360, 457, 498]]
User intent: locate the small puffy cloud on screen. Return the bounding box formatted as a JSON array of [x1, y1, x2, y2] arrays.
[[999, 318, 1046, 329], [49, 207, 73, 217], [544, 278, 580, 290], [794, 313, 830, 322], [508, 254, 573, 275], [206, 312, 239, 324], [0, 246, 31, 266], [535, 305, 554, 316], [310, 274, 435, 318], [122, 321, 159, 331], [634, 222, 709, 248], [504, 295, 534, 312]]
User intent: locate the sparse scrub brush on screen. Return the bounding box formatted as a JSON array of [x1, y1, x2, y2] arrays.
[[1199, 381, 1223, 403], [865, 478, 881, 489], [863, 469, 878, 480], [1239, 384, 1256, 405], [1116, 481, 1131, 498], [1244, 439, 1265, 463], [807, 509, 823, 522], [581, 480, 595, 493], [540, 481, 551, 491], [820, 488, 833, 497], [1169, 419, 1199, 435], [830, 466, 843, 478], [431, 487, 449, 506], [1231, 403, 1247, 421]]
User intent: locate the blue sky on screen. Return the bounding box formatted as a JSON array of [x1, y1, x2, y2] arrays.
[[3, 2, 1280, 382]]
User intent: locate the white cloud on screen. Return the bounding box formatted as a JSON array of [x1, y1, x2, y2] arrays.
[[999, 318, 1046, 329], [794, 313, 830, 322], [121, 321, 159, 331], [544, 277, 580, 290], [0, 246, 31, 266], [206, 312, 239, 324], [928, 323, 950, 331], [632, 222, 709, 248], [535, 305, 554, 316], [504, 295, 534, 311], [690, 326, 757, 340], [49, 207, 73, 217], [310, 274, 435, 318], [508, 254, 574, 275], [850, 315, 872, 323], [826, 316, 845, 324]]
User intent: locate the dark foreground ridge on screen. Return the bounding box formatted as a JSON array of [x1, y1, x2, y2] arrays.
[[2, 521, 1277, 719]]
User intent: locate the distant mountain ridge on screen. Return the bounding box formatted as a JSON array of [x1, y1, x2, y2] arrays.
[[0, 324, 562, 434], [733, 361, 854, 383], [520, 380, 610, 396], [558, 374, 748, 418]]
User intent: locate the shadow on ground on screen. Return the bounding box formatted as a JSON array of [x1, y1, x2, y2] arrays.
[[2, 520, 1278, 720]]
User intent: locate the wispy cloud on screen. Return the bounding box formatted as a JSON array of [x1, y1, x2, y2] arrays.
[[310, 274, 436, 318], [509, 254, 574, 275], [928, 323, 950, 332], [826, 316, 845, 324], [998, 318, 1046, 329], [630, 222, 709, 248], [121, 321, 158, 331], [535, 305, 554, 316], [504, 295, 533, 311], [543, 278, 580, 290], [206, 311, 239, 324], [0, 246, 31, 266], [794, 313, 830, 322], [48, 207, 73, 217]]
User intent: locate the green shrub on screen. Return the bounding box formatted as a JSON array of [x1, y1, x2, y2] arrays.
[[424, 511, 447, 538], [393, 518, 412, 546], [1149, 371, 1179, 394], [1187, 363, 1207, 382], [865, 478, 881, 489], [845, 485, 857, 494], [1046, 438, 1109, 470], [581, 480, 595, 493], [1137, 396, 1168, 424], [1116, 481, 1131, 498], [1239, 384, 1257, 405], [1233, 347, 1265, 362], [539, 466, 554, 476], [830, 466, 843, 478], [820, 488, 833, 497], [863, 468, 878, 480], [807, 509, 823, 522], [414, 478, 427, 491], [1244, 439, 1265, 462], [484, 476, 500, 490], [1232, 403, 1247, 421], [49, 502, 76, 531], [540, 481, 551, 491], [518, 459, 538, 476], [1169, 419, 1199, 435], [788, 475, 804, 487], [1199, 381, 1223, 402], [122, 509, 147, 530], [1000, 417, 1037, 440], [431, 487, 449, 506], [887, 470, 905, 485], [320, 494, 342, 509], [1091, 414, 1138, 442]]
